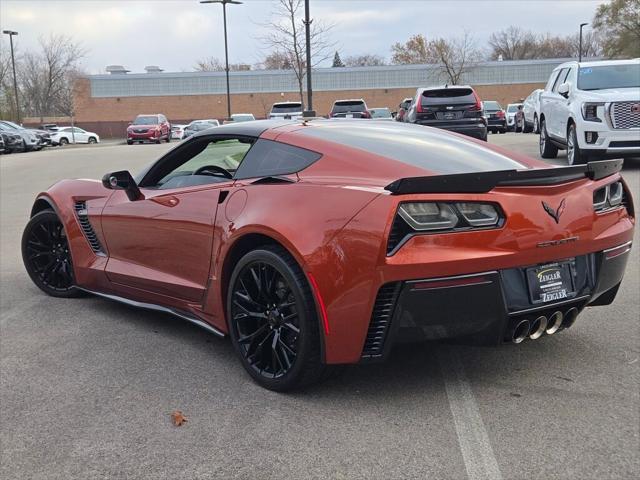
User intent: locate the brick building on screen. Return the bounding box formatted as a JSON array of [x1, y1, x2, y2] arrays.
[[30, 58, 570, 137]]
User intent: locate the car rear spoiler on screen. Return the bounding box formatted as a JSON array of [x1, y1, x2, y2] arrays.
[[384, 159, 623, 195]]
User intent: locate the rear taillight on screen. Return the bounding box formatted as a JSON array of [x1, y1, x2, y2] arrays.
[[362, 111, 371, 118], [416, 101, 423, 113], [497, 110, 505, 119], [593, 181, 626, 212], [469, 92, 482, 111], [387, 201, 504, 255]]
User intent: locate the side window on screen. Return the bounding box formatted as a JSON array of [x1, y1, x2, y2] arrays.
[[546, 70, 561, 91], [234, 139, 321, 180], [140, 137, 253, 189], [552, 69, 570, 92]]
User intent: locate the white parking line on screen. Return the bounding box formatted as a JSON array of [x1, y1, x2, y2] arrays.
[[437, 348, 503, 480]]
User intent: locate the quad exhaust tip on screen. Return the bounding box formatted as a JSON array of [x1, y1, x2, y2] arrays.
[[546, 311, 564, 335], [529, 315, 548, 340], [563, 307, 579, 329], [512, 319, 530, 344]]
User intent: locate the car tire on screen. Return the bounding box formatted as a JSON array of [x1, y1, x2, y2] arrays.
[[21, 210, 82, 298], [59, 137, 69, 146], [567, 123, 586, 165], [127, 140, 133, 145], [88, 137, 97, 144], [227, 244, 334, 392], [533, 115, 539, 134], [499, 128, 506, 134], [539, 119, 558, 159], [165, 131, 171, 143], [523, 121, 533, 133]]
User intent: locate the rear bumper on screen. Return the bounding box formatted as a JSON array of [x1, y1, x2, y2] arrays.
[[361, 243, 632, 361], [487, 118, 506, 129], [413, 121, 487, 139]]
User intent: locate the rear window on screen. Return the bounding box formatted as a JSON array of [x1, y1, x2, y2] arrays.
[[299, 122, 527, 175], [506, 104, 520, 113], [421, 88, 475, 105], [271, 103, 302, 113], [332, 101, 366, 113], [483, 101, 501, 110], [134, 116, 159, 125]]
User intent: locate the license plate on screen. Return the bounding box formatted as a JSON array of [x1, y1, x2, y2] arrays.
[[526, 260, 576, 304], [346, 114, 353, 118], [443, 112, 455, 119]]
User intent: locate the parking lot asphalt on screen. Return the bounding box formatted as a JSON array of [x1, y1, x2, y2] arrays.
[[1, 134, 639, 479]]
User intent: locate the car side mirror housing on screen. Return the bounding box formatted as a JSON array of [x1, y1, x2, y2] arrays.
[[102, 170, 143, 201], [558, 82, 570, 98]]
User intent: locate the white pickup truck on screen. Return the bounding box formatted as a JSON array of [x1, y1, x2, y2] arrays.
[[538, 59, 640, 165]]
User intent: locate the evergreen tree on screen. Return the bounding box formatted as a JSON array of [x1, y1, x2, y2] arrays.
[[332, 51, 345, 67]]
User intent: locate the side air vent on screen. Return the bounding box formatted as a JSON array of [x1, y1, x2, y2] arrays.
[[387, 214, 412, 255], [74, 201, 104, 254], [361, 282, 401, 359]]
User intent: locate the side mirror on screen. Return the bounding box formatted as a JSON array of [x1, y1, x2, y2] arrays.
[[102, 170, 143, 201], [558, 82, 570, 98]]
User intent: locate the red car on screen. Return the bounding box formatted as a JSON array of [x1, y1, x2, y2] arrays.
[[22, 120, 634, 391], [126, 114, 171, 144]]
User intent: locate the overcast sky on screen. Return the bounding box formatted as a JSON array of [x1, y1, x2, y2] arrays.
[[1, 0, 604, 74]]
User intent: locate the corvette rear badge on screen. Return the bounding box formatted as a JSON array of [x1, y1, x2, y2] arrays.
[[542, 199, 566, 224]]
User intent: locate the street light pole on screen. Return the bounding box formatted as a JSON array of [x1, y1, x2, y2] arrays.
[[200, 0, 242, 120], [579, 22, 588, 62], [2, 30, 20, 124], [303, 0, 313, 114]]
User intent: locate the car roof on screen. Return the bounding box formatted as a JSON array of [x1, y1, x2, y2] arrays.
[[333, 99, 365, 103], [555, 58, 640, 70], [192, 119, 285, 139], [273, 101, 302, 106], [417, 85, 474, 93]]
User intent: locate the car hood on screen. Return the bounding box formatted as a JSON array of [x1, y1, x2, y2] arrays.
[[577, 87, 640, 101], [129, 124, 159, 129]]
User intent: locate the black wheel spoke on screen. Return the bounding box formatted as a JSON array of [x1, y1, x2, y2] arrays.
[[231, 258, 301, 379], [25, 214, 74, 292]]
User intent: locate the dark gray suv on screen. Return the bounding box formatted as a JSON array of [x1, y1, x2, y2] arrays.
[[404, 86, 488, 141]]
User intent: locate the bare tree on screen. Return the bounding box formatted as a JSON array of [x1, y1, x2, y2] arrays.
[[391, 34, 434, 64], [0, 39, 18, 119], [592, 0, 640, 58], [256, 50, 293, 70], [344, 54, 386, 67], [194, 57, 250, 71], [429, 33, 482, 84], [19, 34, 85, 121], [259, 0, 334, 108], [568, 30, 602, 59], [488, 26, 542, 60]]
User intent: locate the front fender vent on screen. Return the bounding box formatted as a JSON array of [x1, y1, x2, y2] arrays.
[[74, 201, 104, 254], [361, 282, 401, 359]]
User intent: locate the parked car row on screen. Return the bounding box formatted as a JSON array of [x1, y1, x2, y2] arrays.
[[128, 113, 257, 145], [0, 120, 101, 155]]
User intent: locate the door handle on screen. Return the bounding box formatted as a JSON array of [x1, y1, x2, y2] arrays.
[[152, 196, 179, 207]]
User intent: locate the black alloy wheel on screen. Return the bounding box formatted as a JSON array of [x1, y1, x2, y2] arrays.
[[22, 210, 81, 298], [228, 245, 329, 391]]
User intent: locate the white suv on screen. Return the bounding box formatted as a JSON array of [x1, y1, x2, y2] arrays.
[[539, 59, 640, 164]]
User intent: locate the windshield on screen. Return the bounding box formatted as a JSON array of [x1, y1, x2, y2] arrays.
[[271, 103, 302, 113], [133, 116, 159, 125], [483, 101, 501, 110], [1, 121, 23, 130], [421, 88, 475, 106], [506, 104, 521, 113], [578, 64, 640, 90]]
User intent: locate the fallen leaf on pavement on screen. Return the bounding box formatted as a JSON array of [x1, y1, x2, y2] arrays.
[[171, 410, 187, 426]]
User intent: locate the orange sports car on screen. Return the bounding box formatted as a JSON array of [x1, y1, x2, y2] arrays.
[[22, 120, 634, 391]]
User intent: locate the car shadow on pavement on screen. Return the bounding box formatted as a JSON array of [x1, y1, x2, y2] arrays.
[[83, 294, 617, 402]]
